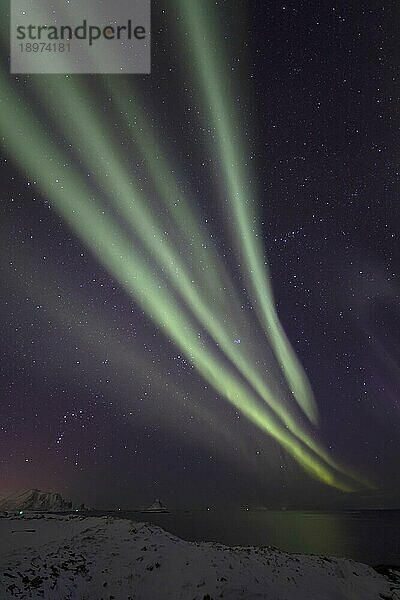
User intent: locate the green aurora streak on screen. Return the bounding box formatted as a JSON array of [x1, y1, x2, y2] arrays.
[[26, 75, 345, 478], [175, 0, 318, 425], [0, 16, 365, 491]]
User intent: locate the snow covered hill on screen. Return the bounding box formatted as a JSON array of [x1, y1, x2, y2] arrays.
[[0, 514, 399, 599], [0, 489, 72, 512]]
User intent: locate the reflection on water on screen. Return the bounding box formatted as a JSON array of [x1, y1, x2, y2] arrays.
[[94, 509, 400, 566]]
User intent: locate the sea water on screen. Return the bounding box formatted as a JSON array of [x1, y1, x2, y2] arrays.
[[94, 509, 400, 566]]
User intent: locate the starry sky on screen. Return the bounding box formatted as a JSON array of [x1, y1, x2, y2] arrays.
[[1, 1, 399, 509]]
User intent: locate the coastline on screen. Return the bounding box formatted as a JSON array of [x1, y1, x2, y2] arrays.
[[1, 513, 399, 599]]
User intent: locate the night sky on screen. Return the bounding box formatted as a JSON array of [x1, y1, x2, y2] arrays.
[[1, 1, 399, 509]]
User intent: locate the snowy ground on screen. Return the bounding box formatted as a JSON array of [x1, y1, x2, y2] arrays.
[[0, 514, 399, 599]]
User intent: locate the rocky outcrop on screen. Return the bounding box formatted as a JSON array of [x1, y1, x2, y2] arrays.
[[144, 499, 168, 512]]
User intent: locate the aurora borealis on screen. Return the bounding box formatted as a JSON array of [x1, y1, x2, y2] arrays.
[[0, 1, 398, 509]]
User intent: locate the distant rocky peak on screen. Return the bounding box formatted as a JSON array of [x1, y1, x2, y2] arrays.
[[0, 489, 73, 512]]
